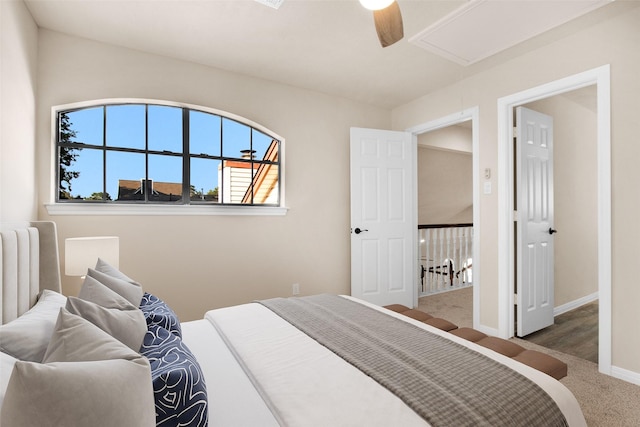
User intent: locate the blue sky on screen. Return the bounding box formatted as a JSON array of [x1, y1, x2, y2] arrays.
[[64, 105, 273, 200]]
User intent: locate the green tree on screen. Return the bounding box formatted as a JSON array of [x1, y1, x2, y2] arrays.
[[86, 192, 111, 201], [58, 113, 82, 199]]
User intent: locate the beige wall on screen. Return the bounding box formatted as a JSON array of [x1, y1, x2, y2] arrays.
[[418, 124, 472, 153], [35, 30, 390, 321], [0, 1, 38, 222], [526, 87, 598, 307], [392, 2, 640, 375], [417, 146, 472, 225]]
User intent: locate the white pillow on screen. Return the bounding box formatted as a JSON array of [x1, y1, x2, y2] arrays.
[[0, 290, 67, 362], [95, 257, 142, 286], [65, 296, 146, 352], [87, 268, 143, 306], [1, 310, 156, 427]]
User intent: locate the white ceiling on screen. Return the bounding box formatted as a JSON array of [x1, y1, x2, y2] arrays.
[[23, 0, 615, 109]]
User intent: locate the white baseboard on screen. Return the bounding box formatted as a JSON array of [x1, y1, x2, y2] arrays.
[[474, 324, 499, 337], [554, 292, 599, 317], [610, 365, 640, 386]]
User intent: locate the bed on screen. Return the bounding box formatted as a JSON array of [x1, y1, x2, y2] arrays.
[[1, 221, 586, 426]]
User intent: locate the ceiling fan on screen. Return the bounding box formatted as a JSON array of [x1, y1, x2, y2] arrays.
[[360, 0, 404, 48], [254, 0, 403, 48]]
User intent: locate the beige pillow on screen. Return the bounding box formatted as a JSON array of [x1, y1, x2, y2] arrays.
[[95, 257, 142, 286], [65, 297, 146, 352], [78, 275, 134, 309], [87, 268, 143, 306], [1, 310, 155, 427], [0, 351, 17, 407], [0, 290, 67, 362]]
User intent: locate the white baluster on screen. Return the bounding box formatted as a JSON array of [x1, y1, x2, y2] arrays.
[[418, 225, 474, 297], [419, 229, 426, 294], [453, 228, 458, 287], [438, 228, 445, 291], [444, 227, 450, 290], [425, 228, 432, 293]]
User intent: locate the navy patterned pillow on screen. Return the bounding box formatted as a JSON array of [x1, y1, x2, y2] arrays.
[[139, 292, 182, 338], [141, 325, 208, 427]]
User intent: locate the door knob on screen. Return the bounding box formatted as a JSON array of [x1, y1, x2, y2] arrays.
[[354, 228, 368, 234], [548, 228, 558, 235]]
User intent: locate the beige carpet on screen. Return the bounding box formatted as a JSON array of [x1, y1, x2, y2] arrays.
[[418, 287, 640, 426]]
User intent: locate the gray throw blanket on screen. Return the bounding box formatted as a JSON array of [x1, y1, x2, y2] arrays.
[[259, 294, 568, 427]]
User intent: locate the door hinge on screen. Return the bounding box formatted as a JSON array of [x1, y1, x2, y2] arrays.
[[514, 293, 518, 303], [513, 210, 518, 221], [513, 127, 518, 138]]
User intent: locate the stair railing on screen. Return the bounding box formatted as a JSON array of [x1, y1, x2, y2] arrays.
[[419, 223, 473, 296]]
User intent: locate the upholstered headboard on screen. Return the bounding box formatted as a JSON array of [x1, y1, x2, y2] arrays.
[[0, 221, 62, 325]]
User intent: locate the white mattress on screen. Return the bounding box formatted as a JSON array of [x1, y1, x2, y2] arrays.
[[184, 296, 587, 427]]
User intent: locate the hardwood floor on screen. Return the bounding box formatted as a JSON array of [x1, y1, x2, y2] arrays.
[[522, 301, 599, 363], [420, 287, 599, 363]]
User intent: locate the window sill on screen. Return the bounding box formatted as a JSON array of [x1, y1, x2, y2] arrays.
[[45, 203, 289, 216]]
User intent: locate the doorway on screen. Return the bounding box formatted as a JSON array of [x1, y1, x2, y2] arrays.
[[497, 65, 611, 374], [417, 122, 473, 296], [406, 107, 480, 328], [514, 86, 599, 362], [350, 108, 479, 311]]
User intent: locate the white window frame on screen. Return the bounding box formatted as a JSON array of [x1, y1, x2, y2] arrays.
[[46, 98, 287, 216]]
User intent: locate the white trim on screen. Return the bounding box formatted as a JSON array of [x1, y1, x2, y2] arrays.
[[497, 65, 612, 375], [50, 98, 286, 210], [406, 107, 480, 329], [553, 292, 598, 317], [611, 366, 640, 387], [411, 133, 419, 308], [45, 203, 288, 216], [52, 98, 284, 140]]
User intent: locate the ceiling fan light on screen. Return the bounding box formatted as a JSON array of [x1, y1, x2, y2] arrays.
[[359, 0, 395, 11]]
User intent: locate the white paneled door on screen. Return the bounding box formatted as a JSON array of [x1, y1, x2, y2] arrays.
[[516, 107, 555, 337], [350, 127, 416, 308]]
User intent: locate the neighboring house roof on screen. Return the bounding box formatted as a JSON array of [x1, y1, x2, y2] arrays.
[[118, 179, 183, 201]]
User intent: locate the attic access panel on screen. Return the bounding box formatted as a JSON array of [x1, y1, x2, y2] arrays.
[[409, 0, 612, 66], [254, 0, 285, 10]]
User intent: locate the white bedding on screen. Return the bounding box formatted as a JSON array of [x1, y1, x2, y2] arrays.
[[184, 295, 587, 427], [181, 319, 279, 427]]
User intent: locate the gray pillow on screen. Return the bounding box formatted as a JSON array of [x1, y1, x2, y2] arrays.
[[1, 309, 155, 427], [87, 268, 143, 306], [65, 297, 146, 352], [95, 257, 142, 286], [78, 275, 135, 309], [0, 290, 66, 362]]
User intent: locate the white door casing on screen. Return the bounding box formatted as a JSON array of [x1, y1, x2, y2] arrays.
[[498, 65, 611, 376], [516, 107, 555, 337], [350, 127, 416, 308], [405, 106, 480, 331]]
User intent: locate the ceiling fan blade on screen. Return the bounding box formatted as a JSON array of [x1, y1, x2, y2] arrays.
[[373, 1, 404, 48]]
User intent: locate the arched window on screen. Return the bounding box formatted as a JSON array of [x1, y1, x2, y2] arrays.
[[56, 101, 282, 208]]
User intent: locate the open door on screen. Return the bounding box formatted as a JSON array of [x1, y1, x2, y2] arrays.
[[516, 107, 555, 337], [350, 127, 416, 307]]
